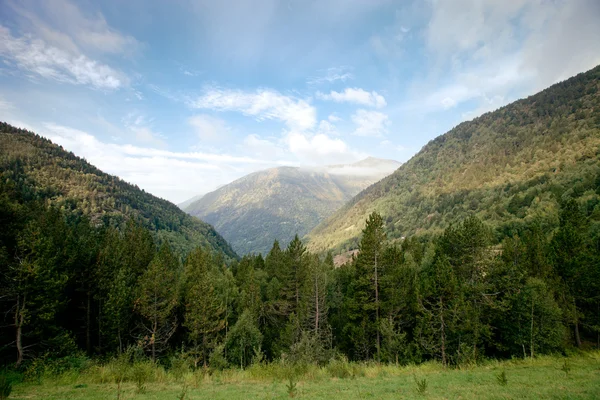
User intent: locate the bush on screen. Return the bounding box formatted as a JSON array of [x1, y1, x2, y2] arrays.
[[209, 344, 228, 371], [23, 353, 90, 382], [326, 355, 352, 379], [0, 374, 12, 400], [169, 353, 192, 381], [132, 360, 155, 393]]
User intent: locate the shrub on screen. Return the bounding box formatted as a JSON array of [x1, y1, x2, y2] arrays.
[[209, 344, 228, 371], [0, 374, 12, 400], [131, 360, 154, 393], [326, 355, 352, 379]]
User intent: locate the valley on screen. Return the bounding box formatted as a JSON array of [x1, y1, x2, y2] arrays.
[[181, 158, 400, 255]]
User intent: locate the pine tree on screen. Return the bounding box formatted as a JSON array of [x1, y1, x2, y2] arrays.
[[346, 212, 386, 361], [183, 247, 225, 368], [136, 243, 179, 361], [286, 235, 308, 314], [11, 208, 69, 366], [552, 199, 590, 347], [418, 254, 460, 366]]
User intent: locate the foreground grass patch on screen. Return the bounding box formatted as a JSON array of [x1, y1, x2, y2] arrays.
[[9, 352, 600, 399]]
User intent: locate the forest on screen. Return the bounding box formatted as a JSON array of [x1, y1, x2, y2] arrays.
[[1, 172, 599, 375]]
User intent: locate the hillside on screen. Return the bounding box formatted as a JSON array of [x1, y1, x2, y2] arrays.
[[306, 65, 600, 253], [183, 158, 400, 255], [0, 123, 237, 259]]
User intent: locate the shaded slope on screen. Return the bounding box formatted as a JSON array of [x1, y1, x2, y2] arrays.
[[0, 123, 237, 259]]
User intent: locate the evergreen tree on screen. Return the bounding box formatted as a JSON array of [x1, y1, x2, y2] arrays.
[[552, 199, 591, 347], [418, 254, 460, 366], [11, 208, 69, 366], [183, 247, 225, 368], [345, 212, 386, 361], [136, 243, 179, 361]]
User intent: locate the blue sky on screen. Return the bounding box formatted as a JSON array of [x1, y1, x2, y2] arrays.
[[1, 0, 599, 203]]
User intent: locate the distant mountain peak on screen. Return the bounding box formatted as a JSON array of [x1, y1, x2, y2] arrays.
[[181, 158, 400, 255]]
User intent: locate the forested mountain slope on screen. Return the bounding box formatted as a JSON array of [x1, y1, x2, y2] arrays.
[[0, 123, 237, 259], [183, 158, 400, 255], [306, 65, 600, 252]]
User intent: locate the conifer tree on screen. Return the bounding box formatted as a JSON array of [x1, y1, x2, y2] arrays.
[[183, 247, 225, 368], [346, 212, 386, 361], [136, 243, 179, 361], [552, 199, 590, 347]]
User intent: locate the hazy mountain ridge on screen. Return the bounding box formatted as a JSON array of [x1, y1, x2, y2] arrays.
[[306, 65, 600, 253], [183, 158, 400, 255], [0, 123, 237, 259]]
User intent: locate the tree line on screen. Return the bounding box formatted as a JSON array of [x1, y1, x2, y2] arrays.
[[1, 177, 599, 369]]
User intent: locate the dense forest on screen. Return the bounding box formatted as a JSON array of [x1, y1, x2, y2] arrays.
[[1, 175, 599, 370], [0, 123, 236, 259], [307, 65, 600, 253], [0, 67, 599, 376]]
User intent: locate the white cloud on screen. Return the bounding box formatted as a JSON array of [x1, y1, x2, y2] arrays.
[[351, 109, 389, 137], [188, 114, 230, 141], [8, 0, 140, 56], [190, 87, 316, 131], [317, 87, 387, 108], [519, 0, 600, 91], [0, 24, 124, 89], [418, 0, 600, 116], [286, 131, 363, 164], [131, 126, 166, 148], [328, 114, 341, 122], [317, 120, 338, 136], [242, 134, 287, 159], [41, 122, 291, 203], [307, 66, 354, 85]]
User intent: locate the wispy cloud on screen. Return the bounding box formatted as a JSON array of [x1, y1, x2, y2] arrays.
[[0, 95, 14, 110], [307, 66, 354, 85], [317, 87, 387, 108], [415, 0, 600, 116], [188, 114, 230, 141], [351, 109, 389, 137], [189, 87, 316, 131], [7, 0, 140, 56], [0, 24, 125, 89]]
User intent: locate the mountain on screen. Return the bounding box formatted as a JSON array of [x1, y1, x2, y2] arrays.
[[183, 158, 400, 255], [0, 123, 237, 259], [306, 65, 600, 253], [178, 194, 205, 210]]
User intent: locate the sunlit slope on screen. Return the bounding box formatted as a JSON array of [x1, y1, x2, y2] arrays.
[[306, 65, 600, 253]]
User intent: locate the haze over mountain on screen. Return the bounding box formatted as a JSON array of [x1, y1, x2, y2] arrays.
[[306, 65, 600, 253], [0, 122, 237, 259], [183, 158, 400, 255]]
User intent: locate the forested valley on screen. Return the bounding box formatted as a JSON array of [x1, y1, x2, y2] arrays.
[[1, 67, 600, 398], [1, 175, 599, 372]]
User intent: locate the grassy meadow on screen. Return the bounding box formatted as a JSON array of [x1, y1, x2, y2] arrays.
[[6, 351, 600, 399]]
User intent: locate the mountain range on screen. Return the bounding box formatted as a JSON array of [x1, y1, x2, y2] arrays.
[[182, 158, 400, 255], [306, 65, 600, 253]]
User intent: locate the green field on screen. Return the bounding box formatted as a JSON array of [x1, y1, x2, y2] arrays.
[[8, 352, 600, 399]]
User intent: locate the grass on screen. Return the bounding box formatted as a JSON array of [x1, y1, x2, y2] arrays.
[[8, 352, 600, 399]]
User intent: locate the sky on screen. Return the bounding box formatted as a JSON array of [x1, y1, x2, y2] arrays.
[[1, 0, 599, 204]]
